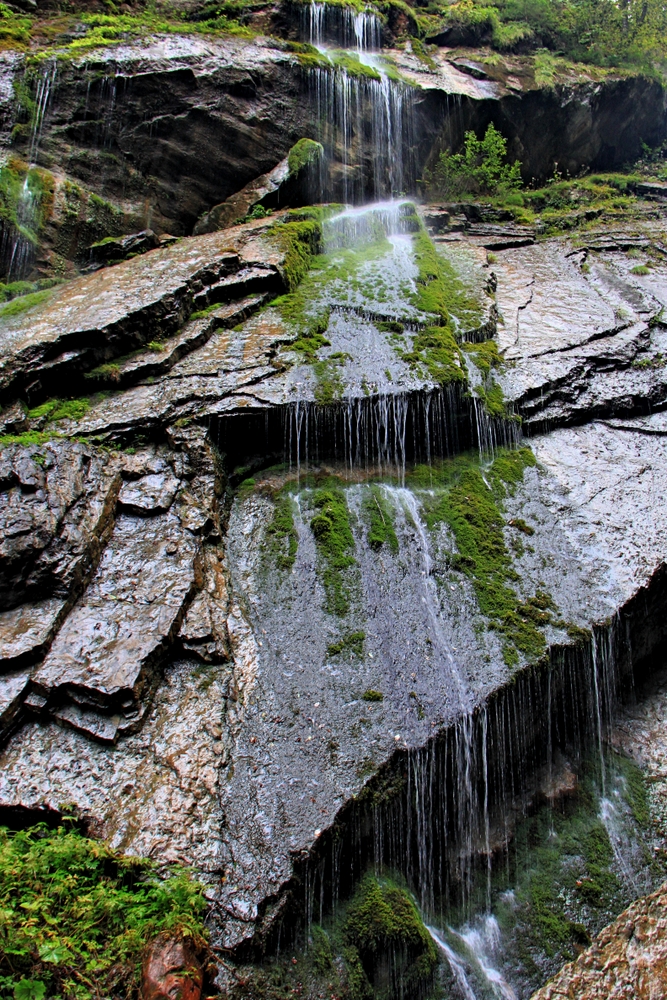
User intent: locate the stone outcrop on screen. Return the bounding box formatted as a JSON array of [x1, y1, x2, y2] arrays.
[[193, 138, 324, 234], [1, 201, 667, 969], [530, 882, 667, 1000], [0, 34, 663, 276]]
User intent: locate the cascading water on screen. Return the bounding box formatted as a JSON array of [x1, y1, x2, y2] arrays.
[[1, 59, 57, 280], [301, 2, 415, 201]]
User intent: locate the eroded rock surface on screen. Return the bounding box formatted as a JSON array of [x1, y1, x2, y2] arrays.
[[530, 881, 667, 1000], [2, 205, 667, 967]]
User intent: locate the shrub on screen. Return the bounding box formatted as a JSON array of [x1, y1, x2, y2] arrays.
[[428, 123, 522, 199]]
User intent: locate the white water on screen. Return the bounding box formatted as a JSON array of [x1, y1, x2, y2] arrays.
[[429, 918, 518, 1000], [3, 59, 57, 280], [303, 2, 414, 201]]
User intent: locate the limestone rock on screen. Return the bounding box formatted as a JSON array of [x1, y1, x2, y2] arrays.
[[86, 230, 161, 271], [0, 440, 122, 610], [0, 599, 66, 670], [31, 511, 200, 713], [193, 138, 324, 234], [0, 217, 285, 404], [530, 881, 667, 999]]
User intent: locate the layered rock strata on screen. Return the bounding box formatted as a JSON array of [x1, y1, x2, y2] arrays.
[[1, 205, 667, 968]]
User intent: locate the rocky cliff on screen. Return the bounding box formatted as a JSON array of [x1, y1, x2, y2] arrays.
[[1, 2, 667, 997]]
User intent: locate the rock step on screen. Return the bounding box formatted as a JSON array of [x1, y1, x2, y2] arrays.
[[0, 217, 286, 406], [86, 293, 269, 391]]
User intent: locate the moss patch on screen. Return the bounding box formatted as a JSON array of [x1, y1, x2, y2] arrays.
[[287, 138, 324, 176], [364, 485, 399, 553], [343, 875, 437, 999], [327, 631, 366, 658], [266, 493, 299, 571], [310, 486, 356, 617], [414, 447, 556, 665]]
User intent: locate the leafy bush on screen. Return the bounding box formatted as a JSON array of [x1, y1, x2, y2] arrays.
[[428, 123, 522, 200], [0, 824, 207, 1000]]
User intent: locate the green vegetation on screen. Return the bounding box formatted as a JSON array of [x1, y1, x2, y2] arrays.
[[342, 875, 437, 1000], [425, 123, 522, 200], [268, 207, 328, 292], [0, 430, 61, 447], [327, 631, 366, 658], [413, 447, 557, 665], [309, 485, 357, 616], [287, 138, 324, 177], [0, 823, 207, 1000], [0, 288, 52, 319], [362, 688, 384, 701], [364, 485, 399, 553], [481, 752, 664, 974], [27, 397, 92, 423], [0, 159, 53, 246], [266, 493, 299, 571], [427, 0, 667, 67]]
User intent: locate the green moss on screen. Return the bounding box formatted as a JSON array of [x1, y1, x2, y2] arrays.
[[361, 688, 383, 702], [0, 823, 207, 999], [287, 138, 324, 176], [508, 516, 535, 535], [463, 339, 504, 376], [417, 448, 551, 664], [268, 209, 326, 292], [309, 924, 333, 975], [27, 397, 92, 423], [0, 431, 61, 447], [411, 226, 450, 323], [343, 875, 437, 997], [631, 264, 651, 275], [310, 486, 356, 617], [267, 494, 299, 571], [364, 485, 398, 553], [342, 945, 373, 1000], [0, 288, 52, 319], [327, 631, 366, 658]]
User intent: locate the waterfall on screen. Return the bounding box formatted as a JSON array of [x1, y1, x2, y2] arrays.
[[2, 59, 57, 281], [301, 1, 415, 201]]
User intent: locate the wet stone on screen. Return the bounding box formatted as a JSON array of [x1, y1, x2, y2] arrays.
[[31, 512, 199, 709], [117, 473, 181, 515], [0, 599, 65, 670]]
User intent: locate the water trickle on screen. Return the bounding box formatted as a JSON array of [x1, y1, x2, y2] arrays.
[[27, 59, 57, 166], [2, 59, 57, 280]]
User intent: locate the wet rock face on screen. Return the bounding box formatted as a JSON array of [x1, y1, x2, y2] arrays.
[[530, 881, 667, 1000], [2, 201, 667, 973], [1, 34, 663, 273]]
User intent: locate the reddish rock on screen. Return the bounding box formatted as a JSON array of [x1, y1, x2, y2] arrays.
[[530, 881, 667, 999], [141, 934, 204, 1000]]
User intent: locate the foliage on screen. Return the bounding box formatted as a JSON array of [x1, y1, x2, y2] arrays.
[[432, 0, 667, 66], [309, 485, 356, 616], [427, 123, 522, 200], [0, 824, 207, 999]]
